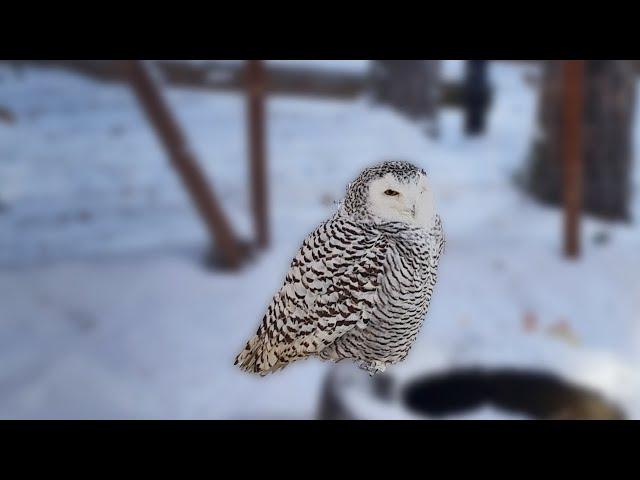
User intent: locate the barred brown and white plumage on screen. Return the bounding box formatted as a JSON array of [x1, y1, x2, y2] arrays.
[[235, 161, 445, 376]]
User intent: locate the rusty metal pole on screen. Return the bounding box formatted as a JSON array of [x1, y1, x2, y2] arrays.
[[562, 60, 584, 259], [246, 60, 270, 249], [122, 60, 244, 269]]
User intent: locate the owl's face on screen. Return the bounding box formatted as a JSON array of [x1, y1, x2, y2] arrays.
[[341, 161, 436, 227], [366, 171, 435, 228]]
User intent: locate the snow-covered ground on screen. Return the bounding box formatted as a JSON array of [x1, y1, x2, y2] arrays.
[[0, 60, 638, 419]]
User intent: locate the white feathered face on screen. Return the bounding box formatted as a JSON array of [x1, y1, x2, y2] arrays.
[[367, 172, 435, 228]]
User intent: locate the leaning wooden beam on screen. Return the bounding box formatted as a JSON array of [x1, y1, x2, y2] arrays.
[[562, 60, 584, 259], [121, 60, 244, 269]]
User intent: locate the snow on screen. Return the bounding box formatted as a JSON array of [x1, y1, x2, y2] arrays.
[[0, 60, 639, 419]]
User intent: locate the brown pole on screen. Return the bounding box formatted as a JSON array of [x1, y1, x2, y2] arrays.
[[122, 60, 243, 269], [246, 60, 270, 249], [562, 60, 584, 258]]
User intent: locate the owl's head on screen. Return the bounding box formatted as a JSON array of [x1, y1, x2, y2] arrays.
[[341, 161, 436, 228]]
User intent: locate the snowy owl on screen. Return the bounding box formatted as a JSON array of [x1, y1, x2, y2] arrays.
[[235, 161, 445, 376]]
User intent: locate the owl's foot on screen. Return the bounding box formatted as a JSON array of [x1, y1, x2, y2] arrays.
[[356, 360, 387, 376]]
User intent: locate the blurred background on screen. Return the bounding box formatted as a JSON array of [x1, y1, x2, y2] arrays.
[[0, 60, 639, 419]]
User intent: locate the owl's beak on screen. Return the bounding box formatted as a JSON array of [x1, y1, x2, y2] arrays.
[[400, 205, 417, 220]]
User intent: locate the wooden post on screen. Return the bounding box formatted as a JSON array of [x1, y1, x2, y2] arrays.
[[122, 60, 244, 269], [562, 60, 584, 258], [246, 60, 269, 249]]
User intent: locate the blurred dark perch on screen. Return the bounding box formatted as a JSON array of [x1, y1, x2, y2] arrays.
[[403, 368, 625, 420], [318, 367, 625, 420]]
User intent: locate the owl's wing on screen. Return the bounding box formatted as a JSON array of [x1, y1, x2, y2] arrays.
[[432, 214, 445, 258], [235, 218, 388, 375]]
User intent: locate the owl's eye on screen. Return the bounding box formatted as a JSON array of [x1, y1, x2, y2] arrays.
[[384, 189, 400, 197]]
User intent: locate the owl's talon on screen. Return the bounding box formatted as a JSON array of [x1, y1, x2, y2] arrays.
[[357, 360, 386, 376]]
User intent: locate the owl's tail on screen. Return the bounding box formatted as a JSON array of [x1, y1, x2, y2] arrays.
[[234, 334, 287, 376]]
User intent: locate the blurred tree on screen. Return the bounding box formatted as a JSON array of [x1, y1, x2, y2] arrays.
[[525, 60, 636, 221], [370, 61, 441, 136]]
